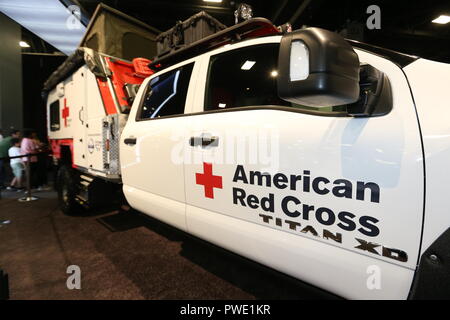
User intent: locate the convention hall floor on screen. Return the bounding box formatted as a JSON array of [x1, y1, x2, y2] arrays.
[[0, 188, 337, 300]]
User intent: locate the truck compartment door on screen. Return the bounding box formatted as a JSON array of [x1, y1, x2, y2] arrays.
[[66, 67, 88, 168]]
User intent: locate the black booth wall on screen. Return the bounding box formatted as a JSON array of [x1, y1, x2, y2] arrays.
[[22, 54, 66, 141]]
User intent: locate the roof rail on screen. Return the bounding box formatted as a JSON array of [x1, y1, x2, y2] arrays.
[[149, 18, 280, 72]]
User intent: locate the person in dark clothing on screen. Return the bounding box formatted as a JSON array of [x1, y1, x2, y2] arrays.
[[0, 129, 20, 189], [32, 132, 49, 189]]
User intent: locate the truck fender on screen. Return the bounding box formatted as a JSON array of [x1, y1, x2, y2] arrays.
[[409, 227, 450, 299]]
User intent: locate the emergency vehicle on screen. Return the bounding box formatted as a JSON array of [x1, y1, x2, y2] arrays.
[[43, 4, 450, 299]]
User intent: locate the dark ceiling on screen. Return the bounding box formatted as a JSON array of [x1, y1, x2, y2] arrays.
[[24, 0, 450, 62], [71, 0, 450, 62]]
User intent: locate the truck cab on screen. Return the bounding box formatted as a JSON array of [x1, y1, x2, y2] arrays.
[[120, 21, 450, 299]]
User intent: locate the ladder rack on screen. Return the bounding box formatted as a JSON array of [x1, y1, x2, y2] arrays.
[[149, 18, 280, 72]]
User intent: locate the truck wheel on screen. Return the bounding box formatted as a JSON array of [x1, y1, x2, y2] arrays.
[[57, 165, 80, 215]]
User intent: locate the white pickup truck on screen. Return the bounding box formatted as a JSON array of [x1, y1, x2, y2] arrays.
[[44, 8, 450, 300]]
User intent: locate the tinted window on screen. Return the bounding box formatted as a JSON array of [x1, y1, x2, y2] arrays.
[[205, 44, 346, 113], [139, 63, 194, 119], [50, 100, 60, 131], [205, 44, 288, 111]]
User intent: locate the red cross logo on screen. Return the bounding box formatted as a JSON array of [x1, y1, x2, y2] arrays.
[[62, 98, 70, 127], [196, 162, 223, 199]]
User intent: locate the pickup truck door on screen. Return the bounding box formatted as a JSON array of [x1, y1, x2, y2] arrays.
[[120, 61, 197, 231], [184, 39, 424, 299]]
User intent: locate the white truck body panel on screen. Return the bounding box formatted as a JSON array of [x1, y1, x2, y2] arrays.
[[121, 36, 425, 299], [85, 117, 106, 173], [46, 75, 78, 141], [68, 67, 88, 168], [187, 205, 414, 299], [404, 59, 450, 253], [46, 63, 125, 179], [85, 68, 108, 174]]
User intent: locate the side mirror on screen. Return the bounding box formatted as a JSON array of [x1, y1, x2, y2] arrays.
[[278, 27, 360, 107]]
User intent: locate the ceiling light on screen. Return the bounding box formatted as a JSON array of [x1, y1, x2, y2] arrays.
[[432, 15, 450, 24], [203, 0, 222, 3], [241, 60, 256, 70], [0, 0, 86, 55], [270, 70, 278, 77], [19, 41, 30, 48]]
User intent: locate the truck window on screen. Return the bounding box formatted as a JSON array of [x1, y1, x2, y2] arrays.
[[49, 100, 60, 131], [138, 63, 194, 120], [204, 44, 346, 113]]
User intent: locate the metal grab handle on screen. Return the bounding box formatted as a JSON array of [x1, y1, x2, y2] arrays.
[[124, 138, 137, 146], [79, 107, 84, 125]]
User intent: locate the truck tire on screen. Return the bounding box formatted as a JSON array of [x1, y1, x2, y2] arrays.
[[57, 165, 80, 215]]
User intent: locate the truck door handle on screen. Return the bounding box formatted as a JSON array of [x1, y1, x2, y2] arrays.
[[189, 135, 219, 148], [124, 137, 137, 145], [203, 136, 219, 147], [79, 107, 84, 125]]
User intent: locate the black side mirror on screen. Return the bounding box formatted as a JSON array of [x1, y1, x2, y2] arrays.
[[278, 27, 360, 107], [347, 64, 392, 117]]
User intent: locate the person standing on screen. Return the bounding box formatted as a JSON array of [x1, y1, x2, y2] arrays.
[[20, 129, 39, 189], [32, 131, 49, 189], [7, 138, 24, 190], [0, 129, 20, 189]]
